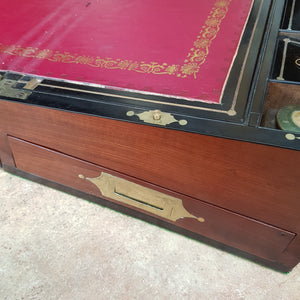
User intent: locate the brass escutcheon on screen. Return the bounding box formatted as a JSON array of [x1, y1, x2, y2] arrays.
[[127, 109, 188, 126]]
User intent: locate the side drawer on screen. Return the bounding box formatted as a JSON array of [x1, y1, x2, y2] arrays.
[[8, 136, 296, 262]]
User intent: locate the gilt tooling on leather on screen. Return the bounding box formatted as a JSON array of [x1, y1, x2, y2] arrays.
[[0, 0, 253, 103]]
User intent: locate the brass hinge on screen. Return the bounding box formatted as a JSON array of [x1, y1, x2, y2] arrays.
[[0, 73, 42, 100]]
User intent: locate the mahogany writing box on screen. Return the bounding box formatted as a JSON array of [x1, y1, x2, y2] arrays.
[[0, 0, 299, 272]]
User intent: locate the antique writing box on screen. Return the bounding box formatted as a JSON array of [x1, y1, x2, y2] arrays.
[[0, 0, 299, 272]]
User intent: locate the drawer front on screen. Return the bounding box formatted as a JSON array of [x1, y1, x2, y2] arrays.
[[8, 136, 296, 262]]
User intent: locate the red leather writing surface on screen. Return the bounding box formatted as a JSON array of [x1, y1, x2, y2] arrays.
[[0, 0, 253, 103]]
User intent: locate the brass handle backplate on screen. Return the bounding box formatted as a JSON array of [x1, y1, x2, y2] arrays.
[[79, 172, 204, 223]]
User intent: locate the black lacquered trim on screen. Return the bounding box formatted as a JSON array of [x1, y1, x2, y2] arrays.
[[250, 0, 287, 120]]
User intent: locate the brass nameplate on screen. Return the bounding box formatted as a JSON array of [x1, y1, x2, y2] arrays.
[[79, 172, 204, 223]]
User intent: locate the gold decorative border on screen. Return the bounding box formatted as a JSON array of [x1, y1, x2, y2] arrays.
[[0, 0, 231, 79], [179, 0, 232, 78]]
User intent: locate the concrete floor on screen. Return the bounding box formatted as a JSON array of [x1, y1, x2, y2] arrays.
[[0, 168, 299, 300]]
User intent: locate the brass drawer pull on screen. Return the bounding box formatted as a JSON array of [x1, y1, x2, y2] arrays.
[[79, 172, 204, 223]]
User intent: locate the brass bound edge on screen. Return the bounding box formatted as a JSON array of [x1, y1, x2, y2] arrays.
[[79, 172, 204, 223]]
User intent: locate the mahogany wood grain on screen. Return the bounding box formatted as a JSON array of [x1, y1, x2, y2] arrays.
[[8, 136, 296, 262], [0, 100, 299, 235], [0, 132, 15, 167], [278, 236, 300, 271]]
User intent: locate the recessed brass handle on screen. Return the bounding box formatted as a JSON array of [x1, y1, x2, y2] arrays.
[[79, 172, 204, 223], [114, 189, 164, 211]]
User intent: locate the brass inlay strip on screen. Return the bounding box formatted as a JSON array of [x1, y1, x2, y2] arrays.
[[288, 0, 296, 30], [277, 39, 300, 81], [39, 82, 235, 115], [277, 38, 290, 81], [79, 172, 205, 223], [285, 133, 300, 141]]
